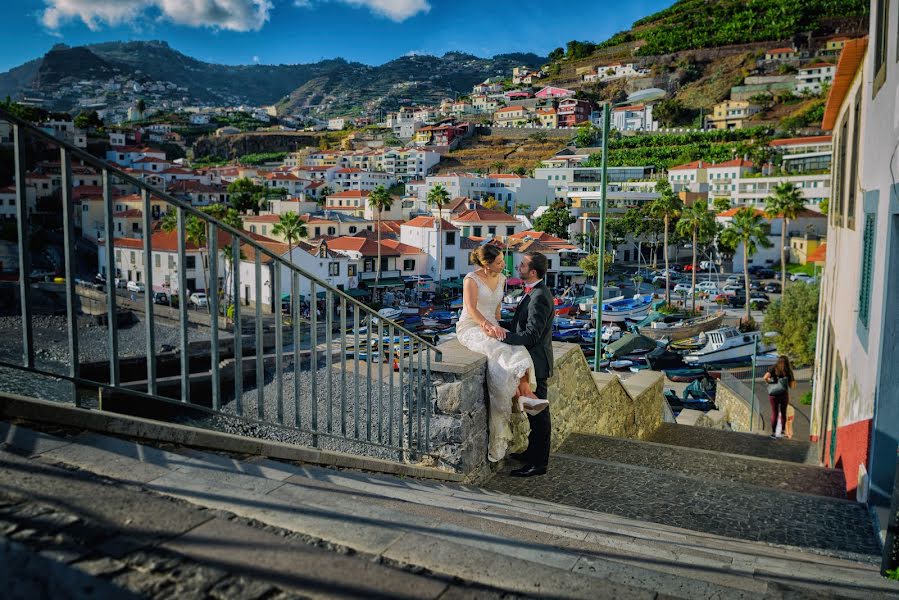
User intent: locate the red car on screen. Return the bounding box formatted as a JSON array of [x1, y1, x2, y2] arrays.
[[683, 264, 695, 272]]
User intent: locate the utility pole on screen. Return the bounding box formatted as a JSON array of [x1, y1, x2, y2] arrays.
[[593, 104, 610, 370]]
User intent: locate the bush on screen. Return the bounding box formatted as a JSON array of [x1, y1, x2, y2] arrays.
[[799, 391, 812, 405], [763, 281, 820, 366]]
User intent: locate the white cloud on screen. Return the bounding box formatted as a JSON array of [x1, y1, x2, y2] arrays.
[[338, 0, 429, 21], [41, 0, 272, 32], [295, 0, 429, 22]]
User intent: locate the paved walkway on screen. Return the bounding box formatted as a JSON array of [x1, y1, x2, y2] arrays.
[[558, 434, 846, 498], [646, 423, 817, 464]]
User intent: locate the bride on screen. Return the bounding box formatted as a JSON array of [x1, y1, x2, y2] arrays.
[[455, 244, 549, 462]]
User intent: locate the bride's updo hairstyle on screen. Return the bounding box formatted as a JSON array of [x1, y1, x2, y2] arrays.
[[470, 244, 503, 268]]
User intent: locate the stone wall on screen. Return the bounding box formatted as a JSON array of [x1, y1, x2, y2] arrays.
[[715, 379, 767, 433], [427, 341, 664, 482]]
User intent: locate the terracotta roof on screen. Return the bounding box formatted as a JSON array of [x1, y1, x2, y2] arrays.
[[799, 62, 836, 70], [707, 159, 753, 169], [113, 209, 142, 218], [823, 37, 868, 131], [244, 214, 283, 223], [828, 36, 849, 42], [453, 209, 519, 223], [495, 105, 527, 113], [767, 47, 796, 54], [108, 228, 274, 252], [240, 239, 291, 264], [807, 242, 827, 262], [328, 190, 370, 198], [265, 172, 301, 180], [326, 237, 401, 257], [380, 239, 423, 254], [403, 216, 459, 231], [613, 104, 645, 112], [490, 174, 523, 179], [335, 168, 362, 173], [507, 230, 577, 250], [716, 207, 824, 219], [769, 135, 832, 147], [668, 160, 705, 171]]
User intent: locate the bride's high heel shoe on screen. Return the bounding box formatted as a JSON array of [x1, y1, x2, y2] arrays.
[[519, 396, 549, 416]]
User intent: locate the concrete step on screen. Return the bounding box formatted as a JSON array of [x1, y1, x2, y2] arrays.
[[647, 423, 818, 464], [6, 421, 897, 599], [485, 453, 881, 562], [558, 433, 846, 499]]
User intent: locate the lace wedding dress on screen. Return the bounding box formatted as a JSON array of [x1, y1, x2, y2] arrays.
[[456, 271, 536, 462]]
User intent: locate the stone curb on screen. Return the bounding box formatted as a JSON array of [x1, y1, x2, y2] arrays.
[[0, 392, 464, 482]]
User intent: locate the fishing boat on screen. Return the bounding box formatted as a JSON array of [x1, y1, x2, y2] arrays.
[[594, 294, 654, 322], [369, 307, 404, 325], [669, 335, 707, 351], [610, 359, 634, 370], [579, 324, 623, 345], [683, 327, 772, 365], [553, 328, 587, 342], [576, 286, 623, 312], [554, 317, 590, 330], [664, 367, 710, 382], [638, 311, 726, 341]]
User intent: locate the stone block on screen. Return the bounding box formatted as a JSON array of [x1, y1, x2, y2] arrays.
[[429, 414, 463, 445]]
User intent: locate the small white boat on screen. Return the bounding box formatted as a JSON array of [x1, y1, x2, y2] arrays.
[[684, 327, 773, 365], [594, 294, 654, 323], [370, 307, 403, 325]]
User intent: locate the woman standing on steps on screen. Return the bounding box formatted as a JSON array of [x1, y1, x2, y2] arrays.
[[456, 244, 548, 462], [764, 355, 795, 439]]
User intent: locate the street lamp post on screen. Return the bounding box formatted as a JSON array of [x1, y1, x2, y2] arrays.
[[593, 104, 610, 370]]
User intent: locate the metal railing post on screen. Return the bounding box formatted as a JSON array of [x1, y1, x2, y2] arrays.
[[232, 236, 243, 416], [274, 263, 284, 424], [177, 207, 190, 403], [208, 222, 219, 409], [59, 148, 79, 382], [13, 125, 34, 369], [102, 169, 119, 386], [142, 189, 156, 396], [255, 252, 264, 419]]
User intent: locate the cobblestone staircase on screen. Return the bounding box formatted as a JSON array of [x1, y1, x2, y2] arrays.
[[2, 419, 897, 599]]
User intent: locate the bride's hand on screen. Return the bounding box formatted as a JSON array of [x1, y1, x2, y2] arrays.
[[489, 324, 506, 340]]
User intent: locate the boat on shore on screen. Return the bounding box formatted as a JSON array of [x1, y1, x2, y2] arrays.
[[639, 311, 726, 341], [594, 294, 654, 323], [683, 327, 773, 365]]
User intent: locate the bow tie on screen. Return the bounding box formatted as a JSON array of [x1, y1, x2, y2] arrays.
[[524, 285, 535, 295]]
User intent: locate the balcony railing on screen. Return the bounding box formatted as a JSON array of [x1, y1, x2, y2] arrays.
[[0, 107, 441, 460]]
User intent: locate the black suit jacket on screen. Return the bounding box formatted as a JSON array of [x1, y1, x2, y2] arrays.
[[502, 281, 554, 380]]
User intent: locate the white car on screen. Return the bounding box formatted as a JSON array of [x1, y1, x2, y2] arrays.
[[724, 275, 741, 285], [126, 281, 145, 293], [695, 281, 719, 294], [790, 273, 817, 284], [189, 292, 208, 308], [673, 283, 693, 295]]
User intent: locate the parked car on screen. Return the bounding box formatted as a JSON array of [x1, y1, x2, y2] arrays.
[[189, 292, 208, 308], [724, 275, 741, 285], [790, 273, 817, 283], [152, 291, 170, 305], [683, 264, 694, 272], [699, 260, 715, 271], [763, 282, 782, 293], [695, 281, 719, 294], [126, 281, 145, 293], [756, 268, 775, 279], [673, 283, 693, 295]]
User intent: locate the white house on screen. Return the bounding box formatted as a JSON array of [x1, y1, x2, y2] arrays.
[[417, 174, 554, 212], [331, 168, 396, 192], [327, 118, 346, 131], [400, 216, 467, 281], [612, 104, 658, 132], [106, 145, 167, 168], [795, 62, 837, 95]]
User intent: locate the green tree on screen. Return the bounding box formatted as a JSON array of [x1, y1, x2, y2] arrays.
[[675, 201, 716, 312], [574, 124, 598, 148], [367, 185, 393, 291], [272, 211, 307, 313], [719, 207, 772, 321], [712, 196, 731, 213], [490, 161, 505, 174], [482, 197, 503, 211], [161, 210, 211, 312], [227, 178, 267, 214], [136, 99, 146, 118], [653, 98, 687, 127], [765, 181, 805, 291], [763, 281, 820, 366], [818, 198, 829, 215], [515, 203, 531, 215], [565, 40, 596, 60], [649, 180, 683, 305], [547, 47, 564, 62], [578, 252, 613, 279], [533, 201, 576, 240], [74, 110, 102, 130], [426, 184, 451, 286]]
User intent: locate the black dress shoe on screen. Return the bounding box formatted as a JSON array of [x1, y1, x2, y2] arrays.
[[508, 452, 528, 462], [510, 464, 547, 477]]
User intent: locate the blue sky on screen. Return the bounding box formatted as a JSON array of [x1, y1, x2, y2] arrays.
[[1, 0, 672, 72]]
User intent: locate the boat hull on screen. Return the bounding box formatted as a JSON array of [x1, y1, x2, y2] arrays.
[[639, 312, 726, 341]]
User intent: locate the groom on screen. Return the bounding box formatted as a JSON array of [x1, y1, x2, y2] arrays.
[[493, 251, 554, 477]]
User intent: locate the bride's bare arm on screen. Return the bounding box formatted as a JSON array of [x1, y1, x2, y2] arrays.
[[463, 279, 504, 339]]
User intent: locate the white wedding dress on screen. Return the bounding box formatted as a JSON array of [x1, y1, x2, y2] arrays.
[[456, 271, 536, 462]]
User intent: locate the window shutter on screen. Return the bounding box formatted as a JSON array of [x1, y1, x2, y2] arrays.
[[858, 212, 876, 327]]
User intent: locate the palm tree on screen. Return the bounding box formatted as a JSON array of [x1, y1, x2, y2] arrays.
[[367, 185, 393, 295], [490, 161, 505, 174], [765, 181, 805, 291], [675, 202, 715, 312], [426, 184, 451, 288], [720, 207, 772, 322], [649, 181, 683, 306], [161, 210, 210, 312], [272, 211, 307, 314]]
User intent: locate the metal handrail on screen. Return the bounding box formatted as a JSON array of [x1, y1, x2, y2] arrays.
[[1, 107, 442, 457]]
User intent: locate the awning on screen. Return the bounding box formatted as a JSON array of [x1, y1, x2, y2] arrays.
[[344, 288, 369, 297], [442, 280, 463, 289], [371, 278, 405, 288]]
